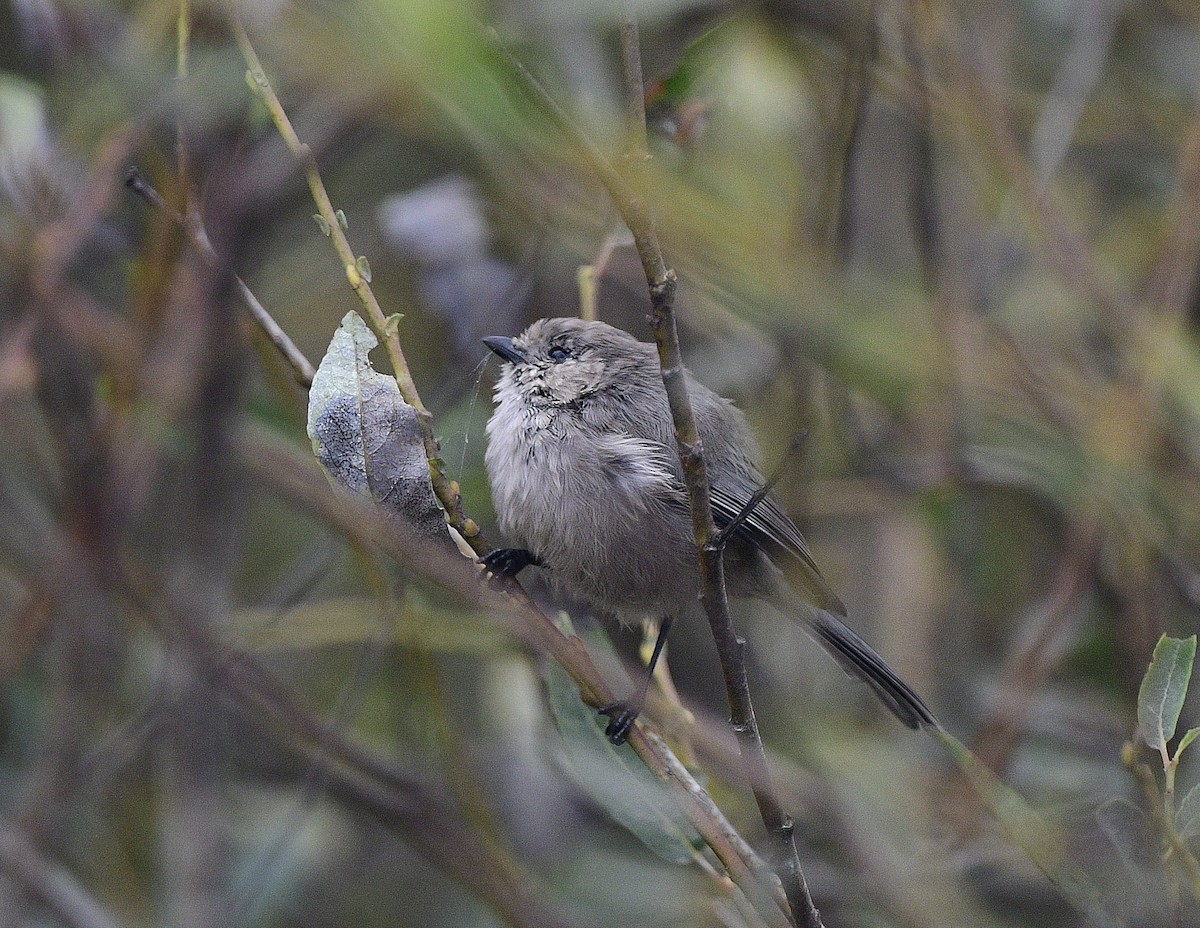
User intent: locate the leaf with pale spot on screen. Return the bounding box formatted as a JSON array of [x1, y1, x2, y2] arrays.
[[307, 311, 450, 549]]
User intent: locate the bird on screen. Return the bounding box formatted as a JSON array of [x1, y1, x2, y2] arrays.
[[481, 317, 937, 744]]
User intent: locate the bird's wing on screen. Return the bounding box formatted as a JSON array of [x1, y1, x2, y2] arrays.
[[709, 482, 847, 615], [711, 483, 938, 729], [709, 483, 823, 577]]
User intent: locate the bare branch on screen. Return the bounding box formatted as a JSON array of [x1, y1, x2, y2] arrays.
[[230, 15, 482, 554], [239, 429, 795, 928], [494, 9, 823, 926], [0, 819, 127, 928], [124, 166, 317, 388], [615, 13, 820, 928]]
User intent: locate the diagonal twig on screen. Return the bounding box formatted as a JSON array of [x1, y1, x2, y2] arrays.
[[124, 166, 317, 388], [227, 23, 799, 925], [0, 818, 127, 928], [243, 430, 796, 928], [230, 14, 481, 554], [493, 9, 823, 926]]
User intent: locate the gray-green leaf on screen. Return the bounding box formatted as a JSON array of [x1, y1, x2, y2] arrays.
[[1096, 798, 1160, 873], [1137, 635, 1196, 752], [544, 617, 701, 865], [935, 730, 1122, 928], [1176, 727, 1200, 761], [1178, 783, 1200, 841], [307, 312, 450, 549]]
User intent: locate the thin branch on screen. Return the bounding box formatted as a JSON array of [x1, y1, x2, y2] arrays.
[[616, 12, 818, 928], [493, 9, 821, 926], [968, 521, 1099, 777], [225, 25, 802, 924], [900, 4, 970, 485], [230, 15, 482, 554], [1146, 114, 1200, 319], [241, 428, 796, 928], [121, 565, 585, 928], [124, 166, 317, 388], [0, 819, 127, 928], [904, 3, 1129, 331], [618, 8, 650, 160], [1027, 0, 1119, 191], [817, 1, 877, 258]]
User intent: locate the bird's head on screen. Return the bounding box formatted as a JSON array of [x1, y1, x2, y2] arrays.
[[484, 317, 656, 410]]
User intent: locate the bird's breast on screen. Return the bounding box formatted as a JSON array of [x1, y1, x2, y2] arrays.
[[485, 399, 697, 616]]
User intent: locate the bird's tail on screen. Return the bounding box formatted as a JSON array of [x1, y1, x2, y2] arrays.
[[807, 608, 939, 730]]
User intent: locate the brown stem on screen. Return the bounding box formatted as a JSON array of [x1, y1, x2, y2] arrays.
[[0, 818, 127, 928], [230, 15, 481, 554], [489, 8, 824, 926], [617, 14, 818, 928], [241, 429, 797, 928]]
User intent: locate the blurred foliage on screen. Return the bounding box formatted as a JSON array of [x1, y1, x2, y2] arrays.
[[2, 0, 1200, 926]]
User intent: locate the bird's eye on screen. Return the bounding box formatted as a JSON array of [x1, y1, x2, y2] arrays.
[[547, 345, 570, 363]]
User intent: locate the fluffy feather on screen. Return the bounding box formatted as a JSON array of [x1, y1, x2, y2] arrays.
[[484, 317, 937, 729]]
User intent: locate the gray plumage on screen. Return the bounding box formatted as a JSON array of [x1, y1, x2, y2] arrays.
[[484, 317, 936, 730]]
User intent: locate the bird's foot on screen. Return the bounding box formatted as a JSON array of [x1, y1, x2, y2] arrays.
[[597, 700, 641, 745], [478, 548, 541, 589]]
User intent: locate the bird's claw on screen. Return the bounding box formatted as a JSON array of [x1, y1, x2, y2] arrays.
[[597, 701, 640, 745], [478, 548, 539, 589]]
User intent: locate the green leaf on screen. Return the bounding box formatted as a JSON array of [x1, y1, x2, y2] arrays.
[[0, 75, 47, 177], [651, 18, 736, 107], [335, 208, 348, 231], [230, 596, 509, 654], [306, 312, 451, 549], [1095, 798, 1171, 904], [1178, 784, 1200, 841], [1137, 635, 1196, 751], [1177, 727, 1200, 761], [355, 255, 372, 283], [543, 616, 700, 865], [384, 313, 404, 340], [935, 730, 1122, 928], [313, 213, 331, 236]]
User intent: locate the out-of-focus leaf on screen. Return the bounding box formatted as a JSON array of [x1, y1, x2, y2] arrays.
[[230, 596, 509, 654], [935, 730, 1123, 928], [645, 19, 735, 147], [1137, 634, 1196, 752], [544, 616, 701, 865], [1178, 784, 1200, 841], [0, 74, 49, 170], [650, 20, 733, 108], [307, 311, 452, 550], [1095, 798, 1171, 920], [1096, 798, 1162, 876]]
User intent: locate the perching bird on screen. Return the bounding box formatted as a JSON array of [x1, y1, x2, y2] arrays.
[[482, 317, 937, 743]]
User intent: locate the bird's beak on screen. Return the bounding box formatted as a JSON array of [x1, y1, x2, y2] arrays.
[[483, 335, 525, 364]]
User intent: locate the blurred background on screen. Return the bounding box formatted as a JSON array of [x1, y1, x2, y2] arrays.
[[1, 0, 1199, 925]]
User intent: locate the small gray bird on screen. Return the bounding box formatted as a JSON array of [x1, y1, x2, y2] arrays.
[[482, 317, 937, 743]]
